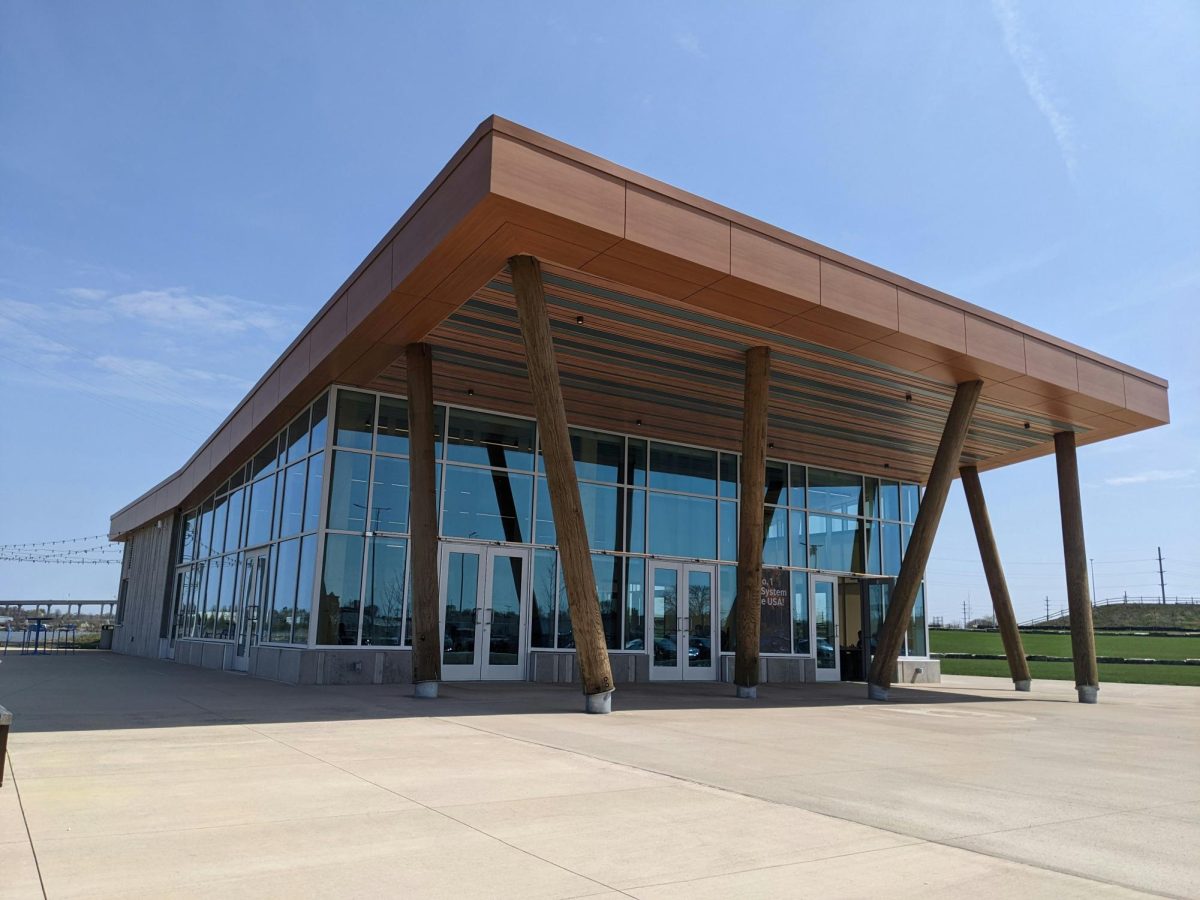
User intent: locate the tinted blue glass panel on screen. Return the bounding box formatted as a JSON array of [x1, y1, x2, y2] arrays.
[[808, 469, 862, 516], [285, 408, 310, 464], [539, 427, 624, 483], [245, 474, 275, 547], [790, 507, 807, 568], [317, 533, 363, 645], [792, 572, 810, 655], [535, 479, 621, 551], [223, 488, 244, 553], [446, 409, 535, 470], [294, 534, 316, 643], [210, 496, 228, 556], [376, 395, 408, 455], [648, 493, 716, 558], [309, 393, 329, 452], [882, 522, 902, 575], [334, 390, 375, 450], [719, 453, 738, 499], [764, 462, 788, 504], [864, 518, 882, 575], [649, 443, 716, 495], [627, 439, 647, 487], [719, 501, 737, 562], [863, 477, 879, 518], [197, 500, 214, 560], [278, 462, 307, 538], [269, 539, 300, 643], [880, 480, 901, 521], [303, 452, 324, 533], [763, 505, 788, 566], [808, 514, 863, 573], [593, 554, 623, 649], [625, 557, 645, 650], [789, 465, 807, 509], [441, 465, 532, 542], [370, 455, 410, 534], [908, 585, 927, 656], [364, 537, 406, 645], [326, 451, 370, 532], [901, 484, 920, 522], [719, 565, 737, 653], [530, 549, 556, 648], [626, 489, 646, 553]]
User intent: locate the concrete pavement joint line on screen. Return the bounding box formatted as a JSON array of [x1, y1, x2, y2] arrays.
[[6, 756, 49, 900], [238, 723, 636, 900], [438, 716, 1166, 898]]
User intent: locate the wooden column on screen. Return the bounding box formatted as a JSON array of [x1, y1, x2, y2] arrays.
[[407, 342, 441, 698], [509, 255, 615, 713], [735, 346, 770, 698], [1054, 431, 1100, 703], [868, 380, 982, 700], [960, 465, 1031, 690]]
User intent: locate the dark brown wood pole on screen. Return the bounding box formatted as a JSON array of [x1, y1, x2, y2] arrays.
[[1054, 431, 1100, 703], [868, 380, 982, 700], [510, 255, 615, 713], [407, 342, 442, 697], [734, 346, 770, 698], [960, 465, 1032, 690]]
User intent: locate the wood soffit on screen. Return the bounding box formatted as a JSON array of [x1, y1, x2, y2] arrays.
[[109, 115, 1170, 539]]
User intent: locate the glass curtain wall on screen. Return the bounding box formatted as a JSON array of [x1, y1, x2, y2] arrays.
[[173, 384, 928, 659], [171, 393, 328, 646]]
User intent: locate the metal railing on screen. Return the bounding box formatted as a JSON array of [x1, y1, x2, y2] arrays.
[[1018, 595, 1200, 627]]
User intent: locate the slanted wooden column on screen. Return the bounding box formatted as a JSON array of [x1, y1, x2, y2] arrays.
[[407, 342, 442, 698], [960, 465, 1031, 691], [509, 255, 615, 713], [1054, 431, 1100, 703], [868, 380, 982, 700], [735, 346, 770, 698]]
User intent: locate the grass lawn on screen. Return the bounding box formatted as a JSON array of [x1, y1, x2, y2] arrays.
[[931, 629, 1199, 661], [940, 657, 1200, 686]]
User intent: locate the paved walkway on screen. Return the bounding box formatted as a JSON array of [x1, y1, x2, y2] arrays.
[[1, 652, 1197, 898]]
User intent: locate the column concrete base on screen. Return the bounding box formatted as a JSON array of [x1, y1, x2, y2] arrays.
[[867, 683, 889, 701], [1014, 679, 1031, 692], [413, 681, 439, 699], [584, 690, 613, 714], [1077, 684, 1099, 704], [736, 685, 758, 699]]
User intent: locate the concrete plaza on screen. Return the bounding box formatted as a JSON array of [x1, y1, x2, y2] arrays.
[[1, 653, 1197, 898]]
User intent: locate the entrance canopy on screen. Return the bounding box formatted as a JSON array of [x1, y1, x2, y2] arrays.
[[110, 116, 1169, 539]]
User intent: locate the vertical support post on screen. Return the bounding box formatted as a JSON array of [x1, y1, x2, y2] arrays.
[[510, 255, 615, 713], [1054, 431, 1099, 703], [960, 465, 1031, 691], [734, 347, 770, 698], [407, 342, 441, 698], [868, 380, 982, 700]]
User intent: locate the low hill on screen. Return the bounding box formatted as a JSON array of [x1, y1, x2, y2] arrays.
[[1042, 603, 1200, 631]]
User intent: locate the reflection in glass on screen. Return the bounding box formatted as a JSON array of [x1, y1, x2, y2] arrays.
[[791, 573, 810, 655], [442, 465, 532, 543], [555, 560, 573, 648], [907, 586, 927, 657], [719, 565, 736, 653], [648, 493, 716, 559], [763, 505, 788, 566], [447, 408, 535, 470], [224, 488, 244, 554], [251, 437, 277, 479], [279, 462, 307, 538], [285, 408, 310, 463], [488, 555, 523, 667], [294, 534, 315, 643], [317, 533, 363, 645], [807, 514, 863, 573], [443, 551, 479, 665], [216, 554, 237, 639], [808, 469, 863, 515], [814, 580, 836, 669], [326, 451, 370, 532], [309, 393, 329, 452], [376, 395, 409, 455], [539, 427, 623, 483], [365, 537, 406, 645], [882, 522, 902, 576], [627, 439, 647, 487], [245, 474, 275, 547], [764, 461, 787, 504], [649, 443, 717, 495], [203, 557, 221, 637], [864, 518, 882, 575], [334, 390, 375, 450], [652, 567, 679, 668], [270, 540, 300, 642], [863, 477, 879, 518], [790, 507, 807, 570], [626, 489, 646, 554], [303, 452, 324, 533], [211, 495, 228, 557], [901, 484, 920, 523], [879, 480, 901, 521], [789, 464, 807, 509], [197, 499, 214, 559], [370, 456, 410, 534], [625, 557, 645, 650], [593, 554, 623, 649], [687, 569, 713, 668], [719, 453, 738, 498], [530, 550, 556, 648], [719, 501, 737, 562]]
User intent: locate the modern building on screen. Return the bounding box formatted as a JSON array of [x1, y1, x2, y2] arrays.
[[110, 117, 1169, 706]]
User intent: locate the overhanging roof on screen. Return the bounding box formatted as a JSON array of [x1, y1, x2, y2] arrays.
[[109, 116, 1169, 539]]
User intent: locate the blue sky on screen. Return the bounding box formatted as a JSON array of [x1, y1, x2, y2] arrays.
[[1, 1, 1197, 620]]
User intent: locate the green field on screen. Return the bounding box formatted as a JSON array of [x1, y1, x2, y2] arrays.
[[931, 629, 1199, 660], [931, 629, 1200, 686]]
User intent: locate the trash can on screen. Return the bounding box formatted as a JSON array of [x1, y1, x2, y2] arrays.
[[98, 624, 114, 650]]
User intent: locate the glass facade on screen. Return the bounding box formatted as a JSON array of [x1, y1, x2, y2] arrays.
[[171, 385, 929, 661]]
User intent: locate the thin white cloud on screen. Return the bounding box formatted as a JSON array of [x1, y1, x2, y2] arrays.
[[62, 287, 109, 301], [107, 288, 286, 336], [673, 31, 705, 58], [1104, 469, 1195, 487], [991, 0, 1077, 178]]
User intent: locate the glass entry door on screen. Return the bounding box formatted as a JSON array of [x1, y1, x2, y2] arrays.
[[811, 574, 840, 682], [439, 543, 530, 681], [648, 561, 717, 681], [232, 550, 269, 672]]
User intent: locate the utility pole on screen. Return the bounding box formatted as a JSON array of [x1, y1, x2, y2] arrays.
[[1045, 595, 1050, 622], [962, 599, 968, 629], [1158, 547, 1167, 604]]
